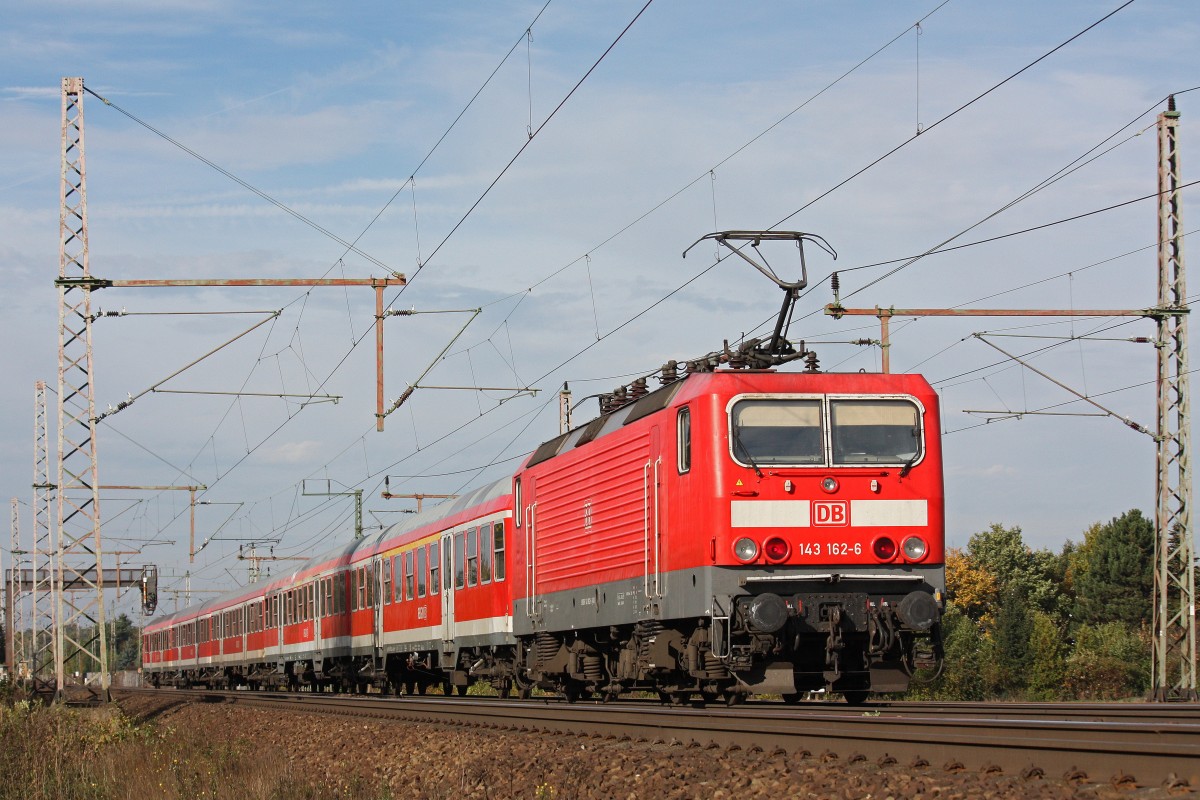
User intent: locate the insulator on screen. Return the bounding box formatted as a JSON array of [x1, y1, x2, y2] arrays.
[[630, 377, 648, 400], [659, 360, 678, 384], [804, 350, 821, 372], [830, 271, 840, 298]]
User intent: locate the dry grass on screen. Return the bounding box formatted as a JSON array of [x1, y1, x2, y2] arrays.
[[0, 697, 390, 800]]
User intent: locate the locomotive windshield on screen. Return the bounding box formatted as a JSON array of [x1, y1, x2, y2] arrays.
[[730, 396, 923, 467], [730, 399, 823, 465], [829, 399, 922, 464]]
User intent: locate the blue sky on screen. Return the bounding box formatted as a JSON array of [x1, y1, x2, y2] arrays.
[[1, 0, 1197, 613]]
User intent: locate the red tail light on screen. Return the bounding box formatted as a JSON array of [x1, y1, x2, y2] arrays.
[[872, 536, 897, 561], [764, 537, 790, 562]]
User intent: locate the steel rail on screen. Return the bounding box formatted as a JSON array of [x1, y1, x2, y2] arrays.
[[122, 689, 1199, 787]]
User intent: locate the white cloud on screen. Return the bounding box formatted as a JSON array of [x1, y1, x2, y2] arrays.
[[257, 440, 323, 465]]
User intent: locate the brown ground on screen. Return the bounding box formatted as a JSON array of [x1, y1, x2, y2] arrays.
[[115, 692, 1194, 800]]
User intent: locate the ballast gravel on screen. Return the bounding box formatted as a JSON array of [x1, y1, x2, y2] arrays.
[[116, 693, 1194, 800]]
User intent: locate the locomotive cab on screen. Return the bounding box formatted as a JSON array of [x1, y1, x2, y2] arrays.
[[708, 377, 945, 700]]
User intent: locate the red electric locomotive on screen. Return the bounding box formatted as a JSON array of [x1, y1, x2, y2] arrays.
[[509, 366, 943, 703], [143, 232, 946, 703]]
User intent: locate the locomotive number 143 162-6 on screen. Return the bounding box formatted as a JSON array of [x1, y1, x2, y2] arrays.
[[796, 542, 863, 556]]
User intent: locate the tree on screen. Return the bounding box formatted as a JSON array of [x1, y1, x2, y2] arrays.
[[923, 606, 988, 700], [111, 614, 142, 671], [990, 587, 1034, 696], [1062, 622, 1149, 700], [944, 548, 998, 624], [1026, 610, 1066, 700], [1072, 509, 1154, 629], [966, 523, 1063, 621]]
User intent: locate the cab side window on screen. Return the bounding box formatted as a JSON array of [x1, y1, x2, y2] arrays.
[[677, 407, 691, 474]]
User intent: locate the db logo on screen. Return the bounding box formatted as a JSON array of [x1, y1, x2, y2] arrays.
[[813, 500, 849, 526]]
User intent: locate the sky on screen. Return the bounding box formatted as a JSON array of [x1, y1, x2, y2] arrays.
[[1, 0, 1197, 618]]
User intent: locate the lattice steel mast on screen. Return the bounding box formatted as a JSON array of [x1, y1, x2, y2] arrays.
[[7, 499, 25, 680], [31, 380, 58, 691], [1152, 95, 1195, 700], [55, 77, 109, 700]]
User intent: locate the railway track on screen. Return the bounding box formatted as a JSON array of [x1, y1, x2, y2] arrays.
[[120, 689, 1199, 788]]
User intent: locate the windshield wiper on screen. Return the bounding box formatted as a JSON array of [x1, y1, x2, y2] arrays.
[[732, 428, 764, 478]]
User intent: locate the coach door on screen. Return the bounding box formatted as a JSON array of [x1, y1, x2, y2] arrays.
[[373, 558, 384, 658], [440, 532, 455, 656], [313, 580, 322, 659], [643, 426, 663, 605], [273, 592, 284, 662]]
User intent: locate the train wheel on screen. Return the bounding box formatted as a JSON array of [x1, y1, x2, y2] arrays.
[[781, 693, 801, 705], [841, 690, 869, 706], [456, 685, 468, 697], [699, 690, 720, 705]]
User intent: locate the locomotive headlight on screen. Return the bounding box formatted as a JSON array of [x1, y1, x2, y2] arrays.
[[902, 536, 927, 561], [734, 537, 759, 562], [821, 476, 839, 493]]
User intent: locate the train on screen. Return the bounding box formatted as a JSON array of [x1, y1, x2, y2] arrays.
[[142, 360, 945, 704]]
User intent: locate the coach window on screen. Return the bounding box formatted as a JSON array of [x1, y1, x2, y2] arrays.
[[308, 583, 316, 620], [480, 525, 493, 584], [514, 478, 522, 527], [429, 542, 440, 596], [493, 522, 506, 581], [417, 546, 427, 597], [359, 567, 368, 610], [383, 559, 393, 605], [454, 531, 467, 589], [405, 551, 415, 600], [829, 399, 922, 466], [677, 406, 691, 474], [466, 529, 479, 587]]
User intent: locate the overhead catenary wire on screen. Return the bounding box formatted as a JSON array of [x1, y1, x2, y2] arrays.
[[769, 0, 1136, 235], [136, 0, 1156, 587], [92, 3, 576, 555]]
